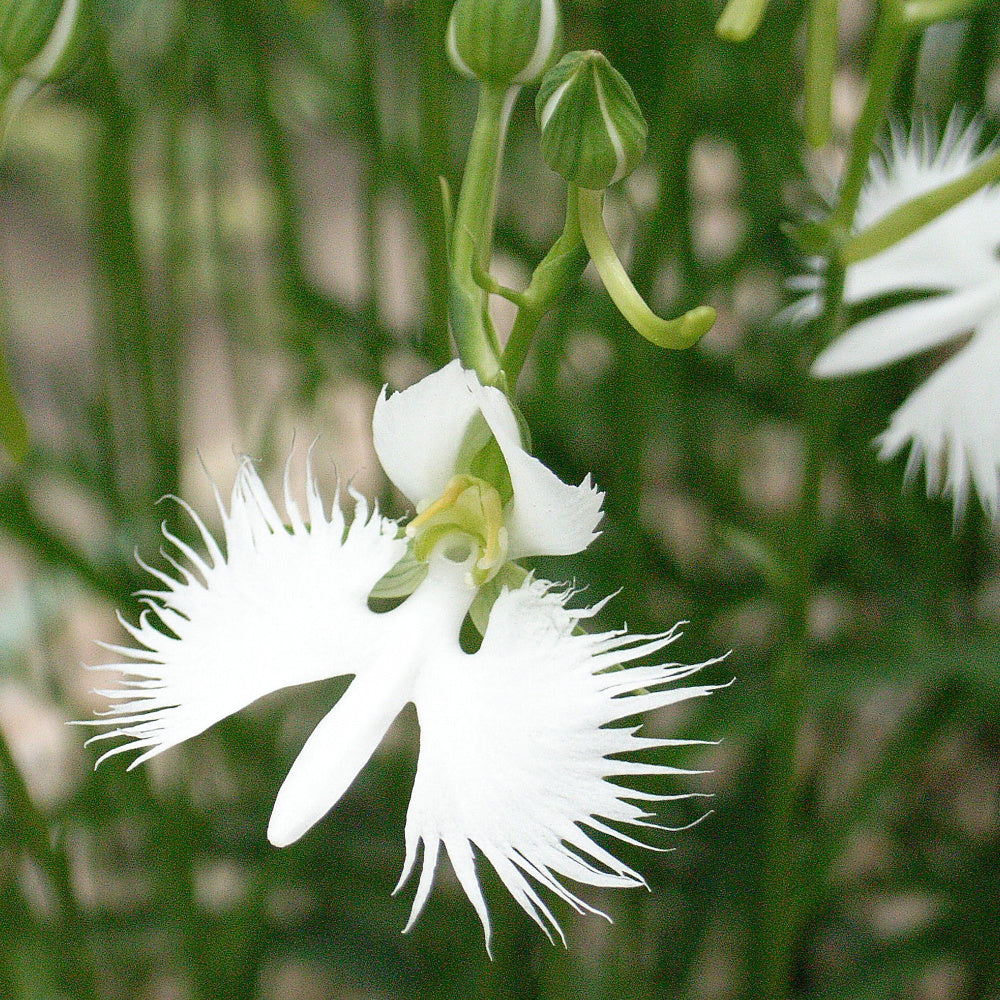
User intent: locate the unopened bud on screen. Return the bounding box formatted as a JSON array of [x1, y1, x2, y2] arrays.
[[1, 0, 88, 85], [447, 0, 561, 86], [536, 50, 647, 190]]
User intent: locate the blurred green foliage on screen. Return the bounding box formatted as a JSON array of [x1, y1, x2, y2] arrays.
[[0, 0, 998, 998]]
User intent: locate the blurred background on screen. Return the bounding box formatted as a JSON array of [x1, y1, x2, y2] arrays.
[[1, 0, 999, 997]]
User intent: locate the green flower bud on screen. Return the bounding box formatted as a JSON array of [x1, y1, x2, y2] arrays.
[[1, 0, 89, 85], [447, 0, 561, 86], [536, 50, 647, 190]]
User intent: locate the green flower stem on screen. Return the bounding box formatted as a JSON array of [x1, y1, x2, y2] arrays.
[[499, 188, 589, 384], [1, 81, 30, 461], [0, 350, 26, 459], [715, 0, 771, 42], [830, 1, 908, 232], [417, 0, 453, 367], [746, 13, 902, 977], [449, 81, 516, 382], [351, 2, 386, 322], [90, 39, 179, 508], [575, 185, 716, 349], [803, 0, 838, 147], [844, 145, 1000, 263], [749, 259, 845, 1000]]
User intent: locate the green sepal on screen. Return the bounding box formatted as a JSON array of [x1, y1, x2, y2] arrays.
[[843, 145, 1000, 265], [467, 560, 529, 635], [368, 545, 429, 602], [468, 435, 513, 505]]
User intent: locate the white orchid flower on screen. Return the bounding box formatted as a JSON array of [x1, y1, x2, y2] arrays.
[[787, 119, 1000, 518], [83, 360, 724, 951]]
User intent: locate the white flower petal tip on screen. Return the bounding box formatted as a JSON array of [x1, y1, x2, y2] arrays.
[[875, 320, 1000, 520], [78, 455, 406, 768], [372, 360, 605, 557], [394, 581, 729, 952], [372, 361, 483, 506], [788, 118, 1000, 519]]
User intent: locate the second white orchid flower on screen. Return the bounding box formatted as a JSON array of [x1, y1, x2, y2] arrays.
[[83, 361, 724, 951], [787, 119, 1000, 518]]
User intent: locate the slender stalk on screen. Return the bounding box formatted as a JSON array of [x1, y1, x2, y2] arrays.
[[500, 188, 588, 384], [350, 2, 385, 323], [162, 6, 190, 453], [803, 0, 838, 147], [576, 186, 715, 349], [449, 82, 516, 381], [830, 2, 908, 232], [0, 265, 28, 460], [747, 259, 844, 1000], [89, 40, 179, 510], [416, 0, 453, 366], [747, 12, 911, 989]]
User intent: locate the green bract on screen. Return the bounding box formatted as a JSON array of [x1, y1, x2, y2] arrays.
[[447, 0, 561, 86], [536, 50, 647, 190], [0, 0, 87, 83]]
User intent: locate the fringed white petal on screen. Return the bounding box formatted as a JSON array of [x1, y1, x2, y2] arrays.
[[787, 118, 1000, 313], [372, 360, 481, 507], [395, 579, 726, 953], [812, 283, 1000, 377], [844, 185, 1000, 301], [471, 376, 605, 558], [854, 116, 995, 230], [83, 457, 406, 768], [876, 316, 1000, 518]]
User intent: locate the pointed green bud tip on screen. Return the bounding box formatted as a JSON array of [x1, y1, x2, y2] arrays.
[[447, 0, 562, 86], [0, 0, 90, 85], [536, 50, 647, 190]]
